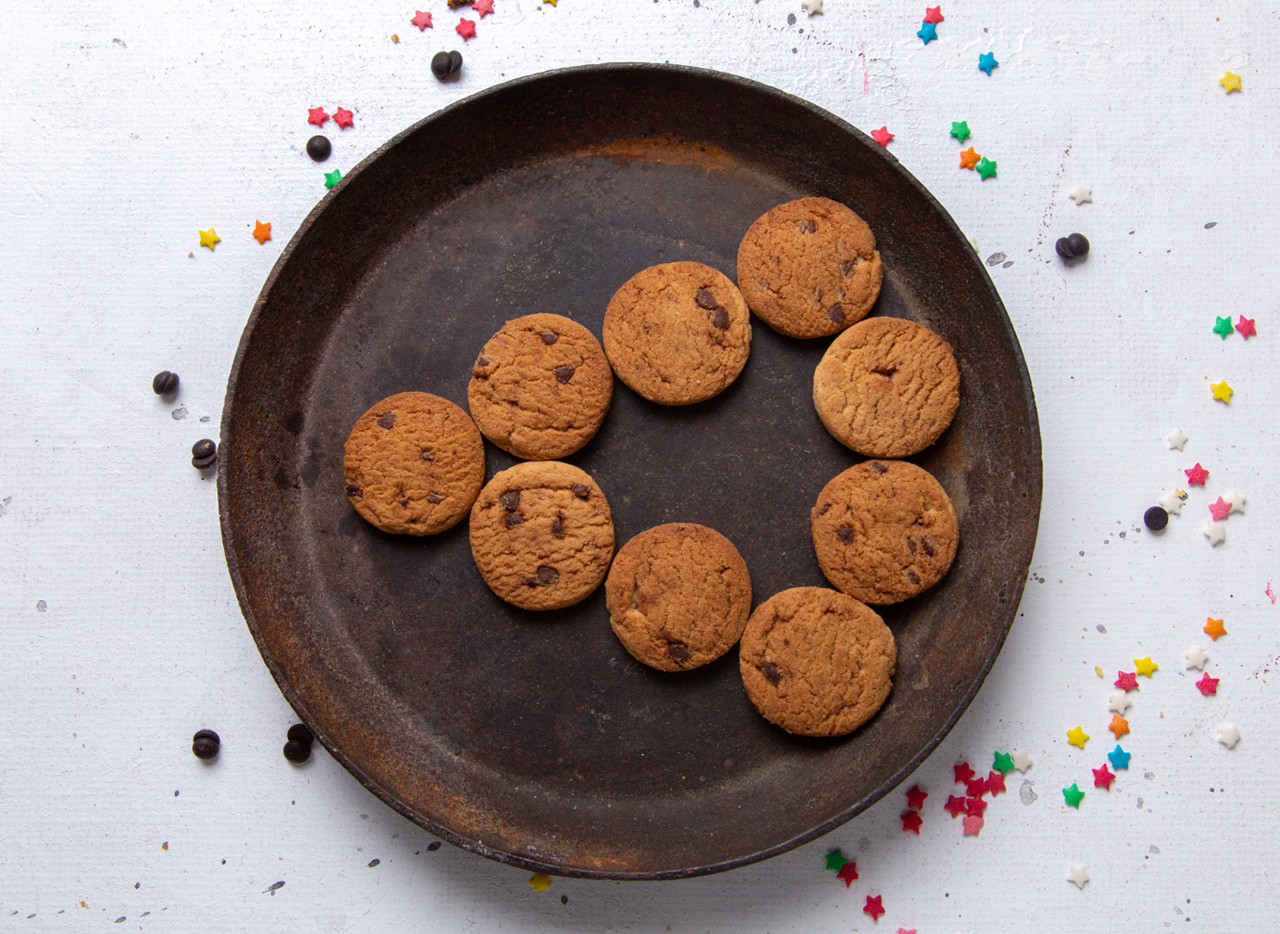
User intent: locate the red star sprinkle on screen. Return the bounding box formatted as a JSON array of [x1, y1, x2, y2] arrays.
[[900, 810, 923, 834], [1209, 497, 1232, 521], [953, 762, 975, 784], [985, 771, 1006, 796], [964, 796, 988, 818], [864, 895, 885, 921], [1092, 764, 1116, 789], [871, 126, 895, 147], [923, 6, 944, 23], [332, 107, 354, 129], [1236, 315, 1257, 339], [962, 815, 984, 836], [1185, 462, 1209, 486], [965, 776, 988, 797], [837, 861, 859, 886], [410, 10, 433, 29], [944, 794, 967, 818], [456, 17, 476, 38], [1115, 670, 1139, 692], [1196, 672, 1220, 696], [473, 0, 495, 14], [307, 107, 330, 127], [905, 784, 928, 810]]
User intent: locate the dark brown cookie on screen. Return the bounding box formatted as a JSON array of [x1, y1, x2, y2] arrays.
[[602, 261, 752, 405], [811, 460, 959, 605], [736, 196, 883, 339], [605, 523, 752, 671], [739, 587, 895, 737], [469, 461, 615, 611], [468, 313, 613, 460], [343, 391, 485, 535], [813, 316, 960, 458]]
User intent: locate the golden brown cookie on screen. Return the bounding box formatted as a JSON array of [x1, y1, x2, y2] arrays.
[[468, 313, 613, 460], [739, 586, 895, 737], [469, 461, 615, 611], [602, 261, 752, 405], [343, 391, 485, 535], [605, 523, 752, 671], [813, 316, 960, 458], [811, 460, 959, 605], [736, 197, 883, 339]]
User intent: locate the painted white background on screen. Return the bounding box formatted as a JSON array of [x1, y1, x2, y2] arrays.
[[2, 1, 1277, 930]]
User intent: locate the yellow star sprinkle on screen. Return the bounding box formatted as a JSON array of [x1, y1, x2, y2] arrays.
[[199, 228, 221, 250], [542, 0, 557, 5], [1219, 71, 1242, 93], [1134, 656, 1158, 677], [1067, 726, 1090, 749], [528, 872, 552, 892], [1211, 379, 1233, 403]]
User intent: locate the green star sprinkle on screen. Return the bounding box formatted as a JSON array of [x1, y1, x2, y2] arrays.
[[1063, 783, 1085, 808], [324, 169, 343, 189], [1213, 316, 1234, 338], [976, 156, 998, 180], [992, 750, 1014, 774], [950, 120, 970, 142], [824, 849, 849, 871]]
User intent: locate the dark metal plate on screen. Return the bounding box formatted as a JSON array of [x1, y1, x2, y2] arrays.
[[218, 64, 1041, 880]]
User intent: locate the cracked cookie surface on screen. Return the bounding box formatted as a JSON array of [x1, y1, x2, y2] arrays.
[[605, 523, 752, 672], [343, 391, 485, 535], [811, 460, 958, 605], [468, 313, 613, 460], [736, 196, 883, 339], [813, 316, 960, 458], [602, 261, 752, 405], [739, 586, 895, 737], [469, 460, 615, 611]]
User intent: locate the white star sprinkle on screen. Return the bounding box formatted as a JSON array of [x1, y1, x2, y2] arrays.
[[1217, 723, 1241, 748], [1223, 490, 1247, 514], [1011, 749, 1033, 772], [1203, 521, 1226, 546], [1068, 185, 1093, 204], [1185, 646, 1210, 670], [802, 0, 823, 13], [1067, 863, 1090, 889], [1108, 690, 1132, 714], [1167, 429, 1188, 450], [1160, 489, 1188, 515]]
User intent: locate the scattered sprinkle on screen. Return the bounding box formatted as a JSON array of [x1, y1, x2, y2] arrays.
[[411, 10, 433, 29], [944, 794, 967, 818], [803, 0, 824, 13], [1203, 521, 1226, 546], [307, 107, 330, 127], [962, 815, 984, 836], [391, 33, 399, 42], [1095, 666, 1105, 677], [1108, 690, 1131, 715], [1222, 490, 1247, 514], [1067, 725, 1090, 749], [917, 21, 938, 44], [333, 107, 354, 129], [1159, 489, 1188, 514], [905, 784, 928, 810], [1209, 497, 1232, 521], [824, 849, 850, 870], [1134, 657, 1158, 678], [900, 810, 923, 834], [1115, 671, 1139, 692], [529, 872, 552, 892], [456, 17, 477, 38], [543, 0, 556, 6], [1092, 764, 1116, 789], [953, 762, 976, 784], [198, 228, 221, 250], [1011, 749, 1033, 772], [1211, 379, 1233, 403], [923, 6, 943, 23], [1236, 315, 1257, 339], [975, 156, 998, 179], [837, 861, 860, 885], [949, 120, 970, 142], [1213, 315, 1234, 339], [1204, 617, 1227, 641], [253, 221, 272, 244], [1184, 463, 1209, 486], [1068, 185, 1093, 204], [324, 169, 343, 188], [1196, 672, 1220, 696], [966, 776, 988, 797], [1108, 744, 1131, 770], [1216, 723, 1241, 748], [978, 52, 999, 75], [1269, 582, 1276, 604], [1219, 71, 1243, 93], [473, 0, 495, 14], [1108, 714, 1130, 740], [992, 751, 1014, 774], [1062, 783, 1085, 808], [1067, 862, 1090, 889], [964, 796, 988, 818], [1167, 429, 1188, 450], [871, 126, 895, 147], [864, 895, 886, 921], [985, 771, 1007, 796], [959, 147, 981, 169]]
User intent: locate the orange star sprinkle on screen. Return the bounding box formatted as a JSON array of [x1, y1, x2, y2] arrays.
[[1109, 714, 1130, 739], [959, 147, 980, 169], [1204, 617, 1227, 641], [253, 221, 272, 244]]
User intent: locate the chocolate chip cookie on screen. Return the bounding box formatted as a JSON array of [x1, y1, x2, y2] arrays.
[[813, 316, 960, 458], [739, 586, 896, 737], [602, 261, 752, 405], [343, 391, 485, 535], [605, 523, 752, 671], [736, 197, 883, 339], [469, 461, 615, 611], [811, 460, 959, 605], [468, 313, 613, 460]]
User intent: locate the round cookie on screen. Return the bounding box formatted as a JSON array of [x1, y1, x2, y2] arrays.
[[811, 460, 959, 605], [343, 391, 485, 536], [736, 197, 884, 339], [468, 313, 613, 460], [602, 261, 752, 405], [469, 461, 615, 611], [813, 316, 960, 458], [739, 586, 896, 737], [605, 523, 752, 672]]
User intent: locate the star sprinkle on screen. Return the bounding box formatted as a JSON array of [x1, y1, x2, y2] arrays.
[[1211, 380, 1233, 403], [864, 895, 885, 921], [1134, 657, 1158, 678], [803, 0, 824, 13], [954, 762, 976, 784], [1196, 672, 1220, 696], [1167, 429, 1188, 450], [1216, 723, 1241, 748], [456, 17, 476, 38], [871, 126, 895, 147], [529, 872, 552, 891], [1068, 185, 1093, 204], [1222, 491, 1246, 514], [1185, 646, 1210, 670], [308, 107, 330, 127], [543, 0, 556, 5], [917, 21, 938, 44], [1115, 671, 1139, 692], [198, 228, 221, 250], [1062, 783, 1085, 808], [333, 107, 354, 129], [252, 221, 271, 244], [978, 52, 998, 75], [411, 10, 433, 29], [1108, 744, 1131, 770], [986, 771, 1007, 796], [1108, 714, 1130, 739], [1213, 315, 1234, 338], [473, 0, 495, 14], [1209, 497, 1232, 521], [898, 929, 918, 934], [1203, 521, 1226, 546], [964, 796, 987, 818], [962, 815, 983, 836], [1092, 764, 1116, 789], [949, 120, 970, 142], [965, 776, 988, 797], [1011, 749, 1033, 772], [905, 785, 928, 810], [992, 751, 1014, 774], [975, 156, 997, 180], [837, 861, 860, 886], [1160, 489, 1188, 514], [824, 849, 850, 871], [900, 810, 923, 834], [324, 169, 342, 188], [1236, 315, 1257, 339], [944, 794, 967, 818], [959, 147, 980, 169], [1184, 463, 1209, 486], [1067, 863, 1090, 889], [1108, 690, 1131, 715], [1204, 617, 1227, 640], [1066, 726, 1090, 749], [923, 6, 943, 23], [1219, 71, 1242, 93]]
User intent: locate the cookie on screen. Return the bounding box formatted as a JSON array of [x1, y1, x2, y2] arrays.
[[605, 523, 752, 671], [468, 313, 613, 460], [602, 261, 752, 405], [739, 587, 896, 737], [736, 197, 883, 339], [469, 461, 615, 611], [813, 316, 960, 458], [343, 391, 485, 535], [811, 460, 958, 605]]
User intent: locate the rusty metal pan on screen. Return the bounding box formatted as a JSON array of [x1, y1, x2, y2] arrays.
[[218, 63, 1041, 880]]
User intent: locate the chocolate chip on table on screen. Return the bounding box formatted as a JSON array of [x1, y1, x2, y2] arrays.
[[286, 723, 314, 745], [192, 729, 220, 760], [448, 51, 463, 74], [283, 739, 311, 764], [540, 330, 558, 345], [1144, 505, 1169, 531], [695, 289, 718, 309], [499, 490, 520, 511], [711, 308, 730, 330], [554, 365, 575, 384], [191, 439, 217, 469], [377, 411, 397, 430], [762, 661, 783, 685], [571, 484, 589, 499], [837, 526, 854, 544], [827, 304, 844, 324], [306, 135, 332, 162], [536, 565, 559, 585], [431, 51, 452, 79], [152, 371, 179, 396], [1055, 232, 1090, 261]]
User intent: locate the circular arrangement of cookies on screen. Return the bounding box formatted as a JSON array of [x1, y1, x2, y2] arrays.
[[340, 196, 960, 739]]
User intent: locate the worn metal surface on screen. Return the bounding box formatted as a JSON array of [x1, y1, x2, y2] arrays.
[[218, 64, 1041, 879]]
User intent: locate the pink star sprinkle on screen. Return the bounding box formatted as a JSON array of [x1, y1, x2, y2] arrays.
[[962, 815, 984, 836], [1115, 671, 1139, 692], [871, 126, 895, 147], [864, 895, 885, 921], [410, 10, 433, 29], [953, 762, 975, 784], [905, 785, 928, 810], [986, 771, 1007, 795], [472, 0, 495, 14], [307, 107, 329, 127], [456, 17, 476, 38], [1196, 672, 1220, 696], [1236, 315, 1257, 339], [332, 107, 354, 129], [898, 930, 918, 934], [1185, 463, 1209, 486], [1092, 764, 1115, 789], [944, 794, 967, 818], [1209, 497, 1232, 521], [923, 6, 943, 23]]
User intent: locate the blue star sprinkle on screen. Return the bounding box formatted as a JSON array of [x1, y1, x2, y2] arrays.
[[978, 51, 999, 75], [1108, 745, 1131, 771], [917, 21, 937, 44]]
